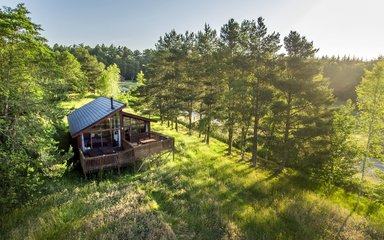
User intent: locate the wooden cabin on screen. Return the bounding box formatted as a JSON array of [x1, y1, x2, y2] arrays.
[[67, 97, 174, 175]]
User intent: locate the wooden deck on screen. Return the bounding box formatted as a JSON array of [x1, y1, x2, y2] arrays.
[[79, 131, 174, 175]]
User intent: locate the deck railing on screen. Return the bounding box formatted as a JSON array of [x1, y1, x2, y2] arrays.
[[79, 131, 174, 175], [134, 131, 174, 158], [79, 149, 120, 174]]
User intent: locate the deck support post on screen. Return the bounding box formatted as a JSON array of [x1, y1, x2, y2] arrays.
[[172, 146, 175, 161]]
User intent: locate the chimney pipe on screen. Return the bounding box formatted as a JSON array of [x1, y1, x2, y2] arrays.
[[110, 97, 114, 109]]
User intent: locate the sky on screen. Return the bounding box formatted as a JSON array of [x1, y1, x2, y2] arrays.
[[1, 0, 384, 60]]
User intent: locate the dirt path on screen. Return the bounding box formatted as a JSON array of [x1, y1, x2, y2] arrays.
[[372, 159, 384, 171]]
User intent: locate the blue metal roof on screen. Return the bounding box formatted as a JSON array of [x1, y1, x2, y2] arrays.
[[67, 97, 126, 137]]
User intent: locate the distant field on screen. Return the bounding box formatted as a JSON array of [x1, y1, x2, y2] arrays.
[[119, 80, 137, 89], [59, 93, 97, 110]]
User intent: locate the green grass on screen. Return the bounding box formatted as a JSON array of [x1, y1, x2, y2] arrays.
[[2, 108, 383, 239], [59, 93, 97, 110], [119, 80, 137, 89]]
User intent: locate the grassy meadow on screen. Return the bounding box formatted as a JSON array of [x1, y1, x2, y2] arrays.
[[1, 117, 384, 239]]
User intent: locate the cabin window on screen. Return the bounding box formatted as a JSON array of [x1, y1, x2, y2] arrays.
[[83, 132, 91, 149], [123, 117, 147, 142], [131, 119, 146, 134], [82, 113, 121, 150]]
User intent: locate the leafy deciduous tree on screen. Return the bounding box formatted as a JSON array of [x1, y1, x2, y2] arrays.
[[356, 60, 384, 202], [96, 63, 121, 98], [322, 100, 360, 194], [0, 4, 70, 212]]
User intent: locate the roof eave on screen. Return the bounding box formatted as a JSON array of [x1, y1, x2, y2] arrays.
[[122, 111, 158, 122], [70, 105, 125, 138]]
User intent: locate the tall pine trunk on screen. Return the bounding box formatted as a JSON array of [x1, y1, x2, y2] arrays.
[[10, 115, 18, 151], [206, 104, 212, 144], [188, 102, 193, 135], [160, 104, 164, 125], [206, 119, 211, 144], [251, 115, 259, 167], [228, 126, 233, 155], [198, 103, 203, 138], [251, 81, 260, 167], [227, 110, 234, 155], [240, 126, 247, 161], [265, 119, 276, 162], [327, 159, 334, 195], [280, 92, 292, 171]]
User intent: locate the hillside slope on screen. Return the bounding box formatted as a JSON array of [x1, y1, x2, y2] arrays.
[[1, 123, 383, 240]]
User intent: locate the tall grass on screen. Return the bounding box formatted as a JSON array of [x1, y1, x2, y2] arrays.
[[1, 122, 383, 239]]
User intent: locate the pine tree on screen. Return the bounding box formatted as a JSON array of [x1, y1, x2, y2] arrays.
[[274, 31, 333, 172], [196, 24, 221, 144], [144, 30, 184, 129], [179, 31, 198, 135], [72, 47, 105, 93], [240, 18, 281, 166], [220, 19, 242, 155], [55, 50, 86, 94]]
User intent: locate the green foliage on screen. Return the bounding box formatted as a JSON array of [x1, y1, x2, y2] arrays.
[[55, 50, 86, 94], [239, 18, 281, 165], [372, 170, 384, 204], [53, 44, 154, 81], [272, 31, 334, 170], [88, 44, 151, 81], [356, 60, 384, 159], [142, 29, 197, 131], [0, 4, 72, 213], [137, 23, 336, 175], [72, 47, 105, 93], [96, 63, 120, 98], [195, 24, 222, 142], [136, 70, 145, 86], [219, 19, 242, 154], [318, 100, 361, 192], [356, 60, 384, 201]]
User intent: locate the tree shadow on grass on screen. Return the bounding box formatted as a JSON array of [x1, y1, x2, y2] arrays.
[[73, 189, 177, 240], [335, 202, 358, 240], [2, 173, 141, 239]]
